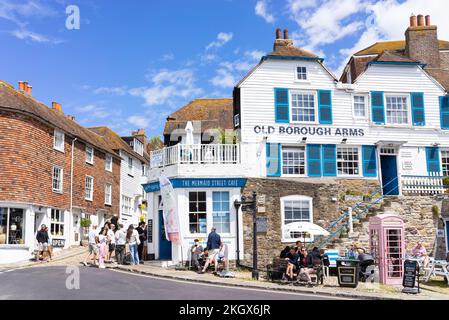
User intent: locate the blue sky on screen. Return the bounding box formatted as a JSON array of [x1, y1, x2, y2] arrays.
[[1, 0, 447, 138]]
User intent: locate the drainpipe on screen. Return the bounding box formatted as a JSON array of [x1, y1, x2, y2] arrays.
[[70, 138, 78, 244]]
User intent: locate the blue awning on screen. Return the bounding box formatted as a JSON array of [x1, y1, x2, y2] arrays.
[[143, 178, 248, 193]]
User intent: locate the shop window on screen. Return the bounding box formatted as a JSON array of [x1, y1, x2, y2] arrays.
[[291, 92, 315, 122], [337, 146, 360, 176], [281, 196, 312, 242], [442, 150, 449, 177], [0, 208, 25, 245], [282, 147, 305, 175], [386, 96, 409, 125], [212, 192, 230, 233], [51, 209, 64, 238], [189, 192, 207, 234]]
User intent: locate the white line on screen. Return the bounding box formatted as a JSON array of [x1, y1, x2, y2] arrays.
[[110, 269, 350, 300]]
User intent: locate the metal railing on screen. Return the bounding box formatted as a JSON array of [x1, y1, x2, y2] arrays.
[[150, 144, 240, 168]]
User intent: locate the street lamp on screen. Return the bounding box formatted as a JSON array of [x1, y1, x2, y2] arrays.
[[234, 192, 258, 280]]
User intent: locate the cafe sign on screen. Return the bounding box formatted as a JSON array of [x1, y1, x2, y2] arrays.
[[254, 125, 365, 137]]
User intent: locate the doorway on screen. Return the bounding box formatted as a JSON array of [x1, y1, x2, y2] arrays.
[[158, 210, 172, 260], [380, 155, 399, 196]]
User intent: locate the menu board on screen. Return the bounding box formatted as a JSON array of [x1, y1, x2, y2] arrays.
[[147, 219, 153, 244], [403, 260, 418, 288]]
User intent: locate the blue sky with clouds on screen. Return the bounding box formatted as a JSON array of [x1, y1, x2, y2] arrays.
[[1, 0, 448, 138]]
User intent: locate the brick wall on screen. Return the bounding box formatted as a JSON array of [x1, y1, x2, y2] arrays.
[[405, 26, 440, 68], [0, 110, 120, 217]]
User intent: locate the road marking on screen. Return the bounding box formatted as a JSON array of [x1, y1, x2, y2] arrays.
[[110, 269, 350, 300]]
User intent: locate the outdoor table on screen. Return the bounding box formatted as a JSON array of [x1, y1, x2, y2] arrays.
[[424, 260, 449, 284]]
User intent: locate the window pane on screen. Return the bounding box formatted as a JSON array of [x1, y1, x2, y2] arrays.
[[0, 208, 7, 244], [337, 147, 360, 176], [213, 192, 230, 233], [442, 150, 449, 177], [291, 93, 315, 122], [9, 209, 24, 244], [386, 96, 408, 124], [282, 147, 305, 175]]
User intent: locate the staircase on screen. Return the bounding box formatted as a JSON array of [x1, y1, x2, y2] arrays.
[[309, 177, 400, 250]]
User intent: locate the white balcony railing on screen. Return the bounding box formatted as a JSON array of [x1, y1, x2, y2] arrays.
[[150, 144, 240, 168], [401, 174, 445, 195]]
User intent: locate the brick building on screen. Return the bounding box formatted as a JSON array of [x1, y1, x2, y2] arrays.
[[0, 80, 121, 263]]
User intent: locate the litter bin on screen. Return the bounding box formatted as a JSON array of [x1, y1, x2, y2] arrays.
[[336, 258, 360, 288]]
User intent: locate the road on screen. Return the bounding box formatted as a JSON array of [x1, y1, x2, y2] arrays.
[[0, 266, 341, 300]]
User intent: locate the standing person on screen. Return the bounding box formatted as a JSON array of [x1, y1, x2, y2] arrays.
[[110, 215, 118, 230], [36, 224, 50, 262], [199, 227, 221, 274], [115, 223, 127, 265], [126, 225, 140, 265], [98, 226, 108, 269], [190, 239, 204, 271], [136, 221, 147, 264], [44, 226, 53, 261], [107, 224, 116, 263], [83, 225, 98, 266]]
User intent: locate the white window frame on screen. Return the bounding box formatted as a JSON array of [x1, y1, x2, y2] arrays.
[[212, 191, 231, 235], [105, 154, 113, 172], [290, 90, 318, 124], [52, 166, 63, 194], [121, 195, 133, 216], [281, 146, 306, 177], [295, 66, 308, 81], [352, 94, 368, 119], [134, 139, 144, 156], [86, 145, 94, 164], [384, 94, 411, 126], [337, 146, 362, 177], [441, 149, 449, 177], [104, 184, 112, 206], [53, 129, 65, 152], [281, 195, 313, 243], [50, 209, 65, 238], [128, 156, 133, 175], [85, 176, 94, 201], [188, 191, 208, 235]]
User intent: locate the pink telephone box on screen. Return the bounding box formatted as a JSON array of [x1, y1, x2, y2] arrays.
[[369, 214, 405, 285]]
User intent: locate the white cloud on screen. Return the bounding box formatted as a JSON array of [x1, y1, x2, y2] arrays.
[[211, 69, 237, 88], [206, 32, 233, 50], [244, 50, 264, 61], [127, 115, 150, 128], [255, 0, 275, 24], [75, 104, 117, 121], [93, 86, 128, 96], [161, 53, 174, 61]]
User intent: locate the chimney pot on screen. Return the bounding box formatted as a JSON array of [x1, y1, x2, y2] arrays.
[[52, 102, 62, 112], [283, 29, 289, 40], [417, 14, 424, 26], [18, 81, 24, 91], [425, 15, 431, 26], [275, 28, 281, 40], [410, 14, 417, 27], [27, 85, 32, 95]]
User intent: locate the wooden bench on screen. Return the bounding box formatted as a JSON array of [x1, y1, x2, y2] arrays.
[[266, 257, 288, 281]]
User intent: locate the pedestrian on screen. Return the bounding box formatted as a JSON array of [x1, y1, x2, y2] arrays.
[[126, 225, 140, 265], [83, 224, 98, 266], [190, 239, 203, 271], [111, 215, 118, 230], [107, 224, 116, 263], [44, 226, 53, 260], [115, 223, 126, 265], [199, 227, 221, 274], [98, 226, 108, 269], [136, 221, 147, 263], [36, 224, 50, 262]]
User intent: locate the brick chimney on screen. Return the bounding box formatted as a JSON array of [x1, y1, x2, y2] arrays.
[[67, 115, 76, 121], [273, 28, 294, 51], [405, 14, 440, 68], [132, 128, 146, 137], [52, 102, 63, 113]]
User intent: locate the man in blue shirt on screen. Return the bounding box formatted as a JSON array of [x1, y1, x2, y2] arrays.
[[199, 227, 221, 274]]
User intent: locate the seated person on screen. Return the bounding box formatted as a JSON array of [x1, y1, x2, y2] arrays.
[[294, 240, 303, 252], [280, 246, 291, 259], [310, 247, 322, 264], [348, 242, 363, 259], [190, 239, 203, 271], [216, 242, 229, 273], [285, 247, 300, 281], [412, 242, 429, 267], [298, 248, 314, 286]]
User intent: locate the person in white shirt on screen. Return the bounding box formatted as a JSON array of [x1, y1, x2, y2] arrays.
[[115, 223, 127, 265], [83, 225, 98, 266], [98, 226, 108, 269], [126, 225, 141, 265], [107, 224, 116, 263]]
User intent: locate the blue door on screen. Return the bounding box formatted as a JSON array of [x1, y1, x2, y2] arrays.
[[380, 155, 399, 196], [158, 210, 172, 260]]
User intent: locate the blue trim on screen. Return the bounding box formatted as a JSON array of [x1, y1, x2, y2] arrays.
[[362, 145, 378, 177], [274, 88, 290, 123], [440, 96, 449, 130], [266, 143, 282, 177], [321, 144, 337, 177], [370, 91, 385, 125], [143, 178, 248, 193], [368, 61, 427, 68], [411, 92, 425, 126], [318, 90, 333, 124], [307, 144, 322, 177], [426, 147, 441, 174], [262, 56, 324, 63]]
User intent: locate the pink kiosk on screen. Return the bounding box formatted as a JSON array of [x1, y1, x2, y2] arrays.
[[369, 214, 405, 285]]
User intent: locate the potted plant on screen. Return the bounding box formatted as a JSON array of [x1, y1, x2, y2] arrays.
[[80, 218, 91, 246]]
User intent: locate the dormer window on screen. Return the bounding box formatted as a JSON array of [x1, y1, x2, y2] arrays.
[[296, 66, 307, 81], [133, 138, 144, 156]]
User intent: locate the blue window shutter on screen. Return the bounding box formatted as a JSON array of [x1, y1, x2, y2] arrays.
[[371, 91, 385, 125], [426, 147, 441, 174], [411, 92, 425, 126], [322, 144, 336, 176], [274, 88, 290, 123], [318, 90, 332, 124], [362, 146, 377, 177], [307, 144, 322, 177], [440, 96, 449, 130], [266, 143, 281, 177]]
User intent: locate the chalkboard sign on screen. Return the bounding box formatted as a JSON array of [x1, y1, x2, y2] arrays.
[[52, 239, 66, 248], [256, 217, 268, 233], [403, 260, 418, 288], [147, 219, 153, 244]]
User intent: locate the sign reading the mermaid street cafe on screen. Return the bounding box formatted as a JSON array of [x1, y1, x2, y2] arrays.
[[253, 125, 365, 137]]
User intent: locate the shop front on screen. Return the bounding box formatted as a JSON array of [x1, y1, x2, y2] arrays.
[[143, 178, 247, 264]]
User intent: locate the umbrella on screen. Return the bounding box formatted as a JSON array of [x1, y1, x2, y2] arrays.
[[183, 121, 194, 162], [284, 222, 330, 244]]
